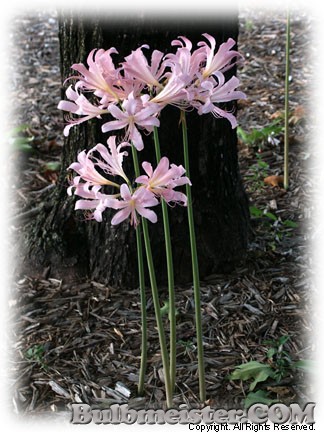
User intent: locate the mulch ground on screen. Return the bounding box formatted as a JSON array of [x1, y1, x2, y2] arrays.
[[8, 8, 316, 418]]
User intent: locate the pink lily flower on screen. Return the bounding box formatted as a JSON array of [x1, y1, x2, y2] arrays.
[[71, 48, 121, 103], [67, 149, 120, 195], [67, 135, 130, 196], [204, 74, 246, 103], [101, 70, 144, 106], [149, 68, 189, 108], [149, 38, 197, 108], [72, 184, 118, 222], [108, 184, 159, 227], [167, 36, 205, 83], [89, 136, 130, 183], [136, 156, 191, 205], [193, 73, 246, 128], [197, 33, 242, 78], [102, 92, 160, 151], [58, 86, 108, 136], [123, 45, 165, 89]]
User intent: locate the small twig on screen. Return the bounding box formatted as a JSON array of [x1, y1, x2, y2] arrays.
[[284, 8, 291, 190], [29, 183, 55, 195], [10, 205, 43, 223]]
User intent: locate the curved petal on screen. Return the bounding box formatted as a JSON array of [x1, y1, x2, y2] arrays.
[[136, 206, 158, 224], [212, 105, 238, 128], [150, 156, 170, 183], [120, 183, 132, 201], [102, 119, 127, 133], [134, 105, 160, 122], [130, 126, 144, 151], [136, 116, 160, 129], [135, 175, 149, 185], [58, 100, 79, 113], [75, 199, 98, 210], [108, 104, 127, 120], [141, 161, 153, 177], [111, 207, 131, 225]]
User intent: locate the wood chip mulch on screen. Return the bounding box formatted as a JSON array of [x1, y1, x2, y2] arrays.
[[8, 8, 317, 418]]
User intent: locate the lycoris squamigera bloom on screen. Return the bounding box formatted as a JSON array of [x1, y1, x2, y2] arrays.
[[71, 48, 121, 102], [58, 86, 108, 136], [58, 32, 246, 137], [108, 184, 159, 227], [122, 45, 165, 89], [197, 33, 243, 77], [136, 157, 191, 205], [102, 92, 160, 151], [67, 136, 191, 226], [60, 32, 246, 226]]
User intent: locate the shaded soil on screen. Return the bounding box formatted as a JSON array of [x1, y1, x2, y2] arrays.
[[8, 8, 316, 418]]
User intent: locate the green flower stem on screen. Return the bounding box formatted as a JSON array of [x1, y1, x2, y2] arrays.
[[131, 145, 173, 408], [153, 126, 176, 393], [136, 224, 147, 396], [123, 170, 147, 396], [180, 110, 206, 403], [284, 8, 291, 190], [125, 174, 147, 396]]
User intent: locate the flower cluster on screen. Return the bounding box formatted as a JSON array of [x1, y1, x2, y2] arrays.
[[67, 136, 190, 225], [59, 33, 245, 226]]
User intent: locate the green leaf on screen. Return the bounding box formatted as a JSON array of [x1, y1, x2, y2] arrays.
[[292, 360, 316, 374], [10, 136, 34, 152], [8, 124, 35, 153], [237, 120, 283, 148], [257, 160, 269, 169], [282, 220, 298, 228], [265, 212, 278, 221], [25, 344, 45, 360], [244, 390, 279, 409], [10, 124, 31, 134], [249, 206, 263, 217], [267, 347, 277, 360], [230, 361, 275, 391], [160, 300, 169, 317], [43, 161, 61, 172], [278, 335, 290, 346], [237, 127, 248, 142], [250, 129, 264, 142], [26, 348, 34, 359]]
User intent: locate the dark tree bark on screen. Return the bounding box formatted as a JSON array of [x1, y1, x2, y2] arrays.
[[23, 11, 250, 288]]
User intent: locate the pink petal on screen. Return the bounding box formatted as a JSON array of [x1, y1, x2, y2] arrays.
[[58, 100, 79, 113], [212, 105, 238, 128], [75, 200, 97, 210], [152, 156, 170, 180], [123, 93, 138, 116], [142, 161, 153, 177], [108, 104, 127, 120], [135, 175, 149, 185], [136, 207, 158, 223], [136, 189, 159, 207], [130, 126, 144, 151], [135, 116, 160, 129], [134, 105, 160, 122], [111, 207, 131, 225], [102, 119, 127, 133], [120, 183, 132, 201]]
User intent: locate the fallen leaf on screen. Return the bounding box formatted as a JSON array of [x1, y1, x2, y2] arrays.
[[266, 386, 291, 396], [264, 175, 284, 187], [289, 105, 305, 125], [270, 110, 283, 120]]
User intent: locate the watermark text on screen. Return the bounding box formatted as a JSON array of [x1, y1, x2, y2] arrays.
[[70, 403, 315, 425]]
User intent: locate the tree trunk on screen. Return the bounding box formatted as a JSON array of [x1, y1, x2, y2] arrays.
[[24, 11, 250, 288]]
